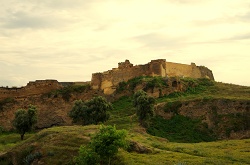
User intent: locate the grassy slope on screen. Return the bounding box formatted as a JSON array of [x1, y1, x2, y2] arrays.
[[0, 126, 249, 165], [0, 80, 250, 164], [158, 80, 250, 103]]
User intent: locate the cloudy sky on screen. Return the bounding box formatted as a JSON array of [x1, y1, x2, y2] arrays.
[[1, 0, 249, 87]]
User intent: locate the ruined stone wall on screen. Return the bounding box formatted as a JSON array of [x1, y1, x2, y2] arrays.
[[91, 59, 214, 94], [92, 64, 150, 94], [0, 80, 62, 100], [198, 66, 214, 80], [165, 62, 214, 80], [166, 62, 199, 78]]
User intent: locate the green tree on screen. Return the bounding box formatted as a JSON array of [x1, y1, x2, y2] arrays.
[[68, 100, 88, 124], [74, 125, 127, 165], [75, 146, 100, 165], [13, 105, 37, 140], [69, 96, 112, 125], [133, 90, 155, 125]]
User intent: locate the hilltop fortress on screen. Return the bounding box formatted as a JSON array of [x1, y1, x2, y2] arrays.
[[91, 59, 214, 94], [0, 59, 214, 99]]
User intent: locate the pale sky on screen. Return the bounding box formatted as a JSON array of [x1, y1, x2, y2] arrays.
[[1, 0, 249, 87]]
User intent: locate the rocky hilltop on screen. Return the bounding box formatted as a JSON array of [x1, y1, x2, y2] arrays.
[[0, 59, 249, 140]]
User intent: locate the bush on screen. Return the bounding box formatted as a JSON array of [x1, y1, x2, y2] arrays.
[[23, 152, 42, 165], [164, 101, 182, 114], [144, 77, 168, 91], [74, 125, 127, 165], [0, 97, 14, 111], [116, 81, 128, 93], [133, 90, 155, 126], [69, 96, 112, 125]]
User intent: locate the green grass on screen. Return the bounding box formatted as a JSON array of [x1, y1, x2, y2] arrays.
[[0, 132, 33, 152], [157, 78, 250, 103], [1, 126, 250, 165], [0, 126, 99, 165], [116, 76, 168, 92], [105, 96, 137, 130], [147, 115, 216, 143]]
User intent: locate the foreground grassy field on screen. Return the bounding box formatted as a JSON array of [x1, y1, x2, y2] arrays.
[[0, 126, 250, 165]]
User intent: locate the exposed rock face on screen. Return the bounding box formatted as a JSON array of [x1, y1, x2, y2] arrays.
[[155, 99, 250, 139], [0, 89, 104, 130], [127, 140, 152, 154], [91, 59, 214, 94]]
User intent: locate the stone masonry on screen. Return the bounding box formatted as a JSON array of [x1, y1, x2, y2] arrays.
[[91, 59, 214, 94]]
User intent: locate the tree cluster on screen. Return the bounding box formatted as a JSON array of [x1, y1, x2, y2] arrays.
[[69, 96, 112, 125]]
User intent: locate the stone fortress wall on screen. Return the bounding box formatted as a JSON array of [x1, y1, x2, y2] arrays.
[[0, 80, 89, 100], [0, 59, 214, 99], [0, 80, 62, 100], [91, 59, 214, 94]]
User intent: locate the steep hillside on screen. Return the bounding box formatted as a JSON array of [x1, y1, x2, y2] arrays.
[[0, 77, 249, 139], [0, 77, 250, 164]]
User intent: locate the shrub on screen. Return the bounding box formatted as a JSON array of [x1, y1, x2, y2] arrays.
[[133, 90, 155, 126], [74, 125, 127, 165], [69, 96, 112, 125], [0, 97, 14, 111], [116, 81, 128, 93], [23, 152, 42, 165], [164, 101, 182, 114]]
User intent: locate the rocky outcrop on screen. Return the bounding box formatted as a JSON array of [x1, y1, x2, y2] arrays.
[[0, 89, 104, 130], [155, 99, 250, 139], [127, 140, 152, 154]]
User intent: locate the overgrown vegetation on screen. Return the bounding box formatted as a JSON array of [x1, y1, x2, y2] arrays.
[[147, 115, 216, 143], [116, 76, 168, 92], [158, 77, 250, 103], [105, 96, 136, 130], [74, 125, 127, 165], [217, 112, 250, 137], [133, 90, 155, 126], [0, 97, 15, 111], [69, 96, 112, 125], [163, 101, 182, 115], [48, 84, 91, 101]]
